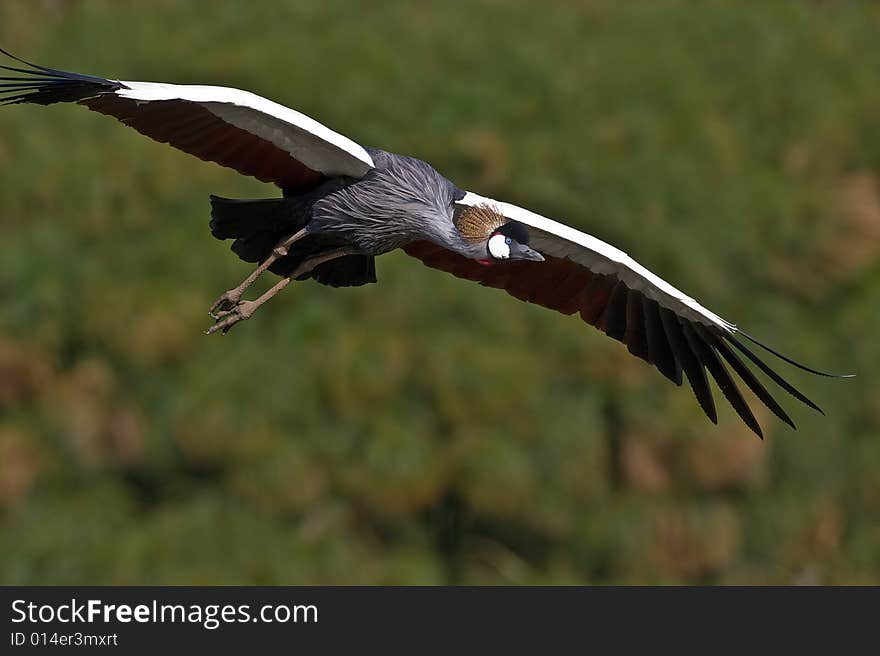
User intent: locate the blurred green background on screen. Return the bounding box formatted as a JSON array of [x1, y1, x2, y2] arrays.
[[0, 0, 877, 584]]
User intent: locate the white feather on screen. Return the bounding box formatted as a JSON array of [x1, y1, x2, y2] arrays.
[[458, 191, 735, 330], [488, 233, 510, 259], [116, 81, 374, 178]]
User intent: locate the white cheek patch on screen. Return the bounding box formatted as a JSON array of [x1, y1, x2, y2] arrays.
[[488, 234, 511, 259]]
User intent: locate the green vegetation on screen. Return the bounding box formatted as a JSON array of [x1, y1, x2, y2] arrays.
[[0, 0, 877, 584]]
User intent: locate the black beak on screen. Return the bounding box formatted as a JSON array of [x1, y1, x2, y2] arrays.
[[511, 243, 545, 262]]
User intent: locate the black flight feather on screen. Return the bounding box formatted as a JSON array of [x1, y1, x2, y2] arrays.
[[684, 323, 763, 438], [0, 47, 116, 86], [600, 280, 629, 341], [659, 307, 717, 423], [642, 296, 682, 386], [703, 326, 796, 430], [725, 333, 824, 415], [624, 291, 650, 360], [735, 328, 854, 378], [0, 48, 122, 106]]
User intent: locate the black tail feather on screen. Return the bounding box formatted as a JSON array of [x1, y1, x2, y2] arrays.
[[230, 232, 280, 264], [209, 195, 298, 240], [210, 195, 377, 288], [310, 254, 377, 288]]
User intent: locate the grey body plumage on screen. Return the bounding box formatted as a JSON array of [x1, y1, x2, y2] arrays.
[[309, 148, 480, 259]]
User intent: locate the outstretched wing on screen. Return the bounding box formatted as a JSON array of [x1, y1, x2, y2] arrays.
[[0, 49, 374, 193], [404, 191, 849, 438]]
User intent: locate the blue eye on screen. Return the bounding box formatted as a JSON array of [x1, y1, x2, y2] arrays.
[[505, 237, 512, 245]]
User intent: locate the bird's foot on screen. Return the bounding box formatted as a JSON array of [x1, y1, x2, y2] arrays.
[[205, 300, 258, 335], [208, 288, 242, 320]]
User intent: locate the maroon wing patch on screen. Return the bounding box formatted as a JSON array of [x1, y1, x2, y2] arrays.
[[83, 96, 325, 193]]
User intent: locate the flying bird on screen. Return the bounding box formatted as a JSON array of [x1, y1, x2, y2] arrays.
[[0, 50, 849, 438]]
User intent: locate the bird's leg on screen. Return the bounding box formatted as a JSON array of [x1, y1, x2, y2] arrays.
[[206, 248, 354, 335], [209, 227, 309, 318]]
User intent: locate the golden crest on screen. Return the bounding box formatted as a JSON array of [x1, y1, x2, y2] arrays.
[[455, 203, 507, 243]]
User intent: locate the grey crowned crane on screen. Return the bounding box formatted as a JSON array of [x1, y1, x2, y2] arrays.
[[0, 50, 850, 438]]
